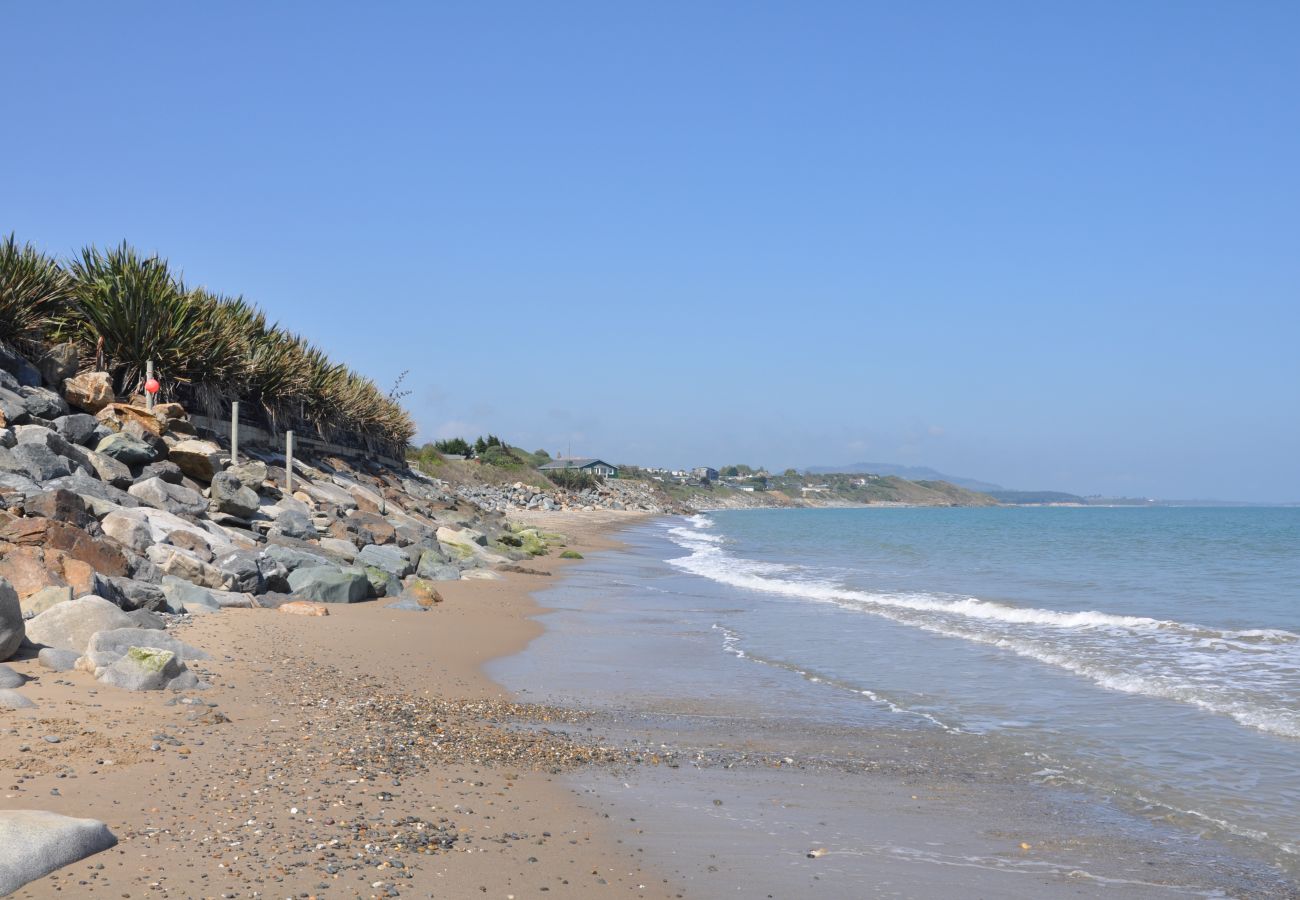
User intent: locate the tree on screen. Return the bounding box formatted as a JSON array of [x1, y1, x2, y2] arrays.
[[434, 437, 471, 456], [783, 468, 798, 477]]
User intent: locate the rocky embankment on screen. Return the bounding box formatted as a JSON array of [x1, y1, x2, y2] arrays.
[[454, 476, 683, 515], [0, 342, 563, 891]]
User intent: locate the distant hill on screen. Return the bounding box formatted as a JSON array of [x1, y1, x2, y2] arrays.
[[987, 490, 1085, 505], [804, 462, 1003, 493]]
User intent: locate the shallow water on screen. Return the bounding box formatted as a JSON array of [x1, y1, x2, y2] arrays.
[[493, 507, 1300, 888]]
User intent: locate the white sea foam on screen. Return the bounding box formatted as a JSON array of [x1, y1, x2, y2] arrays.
[[667, 519, 1300, 739]]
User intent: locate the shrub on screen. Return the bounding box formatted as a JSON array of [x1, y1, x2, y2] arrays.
[[0, 233, 72, 354], [547, 468, 599, 491]]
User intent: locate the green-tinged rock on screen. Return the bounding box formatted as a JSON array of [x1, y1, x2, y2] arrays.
[[363, 565, 401, 598], [126, 646, 174, 673], [560, 550, 584, 559]]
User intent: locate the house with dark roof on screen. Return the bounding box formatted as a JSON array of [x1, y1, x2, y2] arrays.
[[538, 457, 619, 478]]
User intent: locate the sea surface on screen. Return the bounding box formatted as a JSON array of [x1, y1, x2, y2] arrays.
[[493, 507, 1300, 892]]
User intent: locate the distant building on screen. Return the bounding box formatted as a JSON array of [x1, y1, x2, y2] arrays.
[[692, 467, 720, 481], [538, 457, 619, 478]]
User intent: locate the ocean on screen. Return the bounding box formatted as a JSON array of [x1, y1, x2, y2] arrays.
[[492, 507, 1300, 894]]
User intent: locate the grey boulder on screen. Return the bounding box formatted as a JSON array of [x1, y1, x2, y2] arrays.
[[11, 442, 72, 481], [96, 647, 193, 691], [287, 566, 369, 603], [128, 477, 207, 518], [0, 810, 117, 895], [0, 577, 23, 661], [53, 413, 100, 447], [0, 689, 36, 709], [23, 596, 135, 654], [357, 543, 415, 578], [95, 432, 159, 465], [0, 663, 27, 688], [38, 648, 81, 672], [86, 627, 208, 662], [209, 471, 259, 518]]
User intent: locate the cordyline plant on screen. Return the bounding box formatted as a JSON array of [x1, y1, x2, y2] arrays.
[[0, 235, 414, 451]]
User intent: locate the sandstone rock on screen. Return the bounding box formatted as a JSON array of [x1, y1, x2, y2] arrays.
[[128, 477, 206, 517], [287, 566, 368, 603], [95, 432, 158, 465], [210, 471, 259, 518], [148, 546, 224, 589], [167, 439, 223, 482], [63, 371, 115, 413], [101, 511, 153, 554], [21, 584, 73, 617], [348, 510, 396, 545], [0, 518, 130, 576], [0, 689, 36, 709], [227, 460, 268, 490], [0, 663, 27, 688], [0, 546, 65, 600], [87, 627, 208, 661], [318, 537, 358, 561], [24, 595, 134, 654], [437, 524, 487, 547], [279, 600, 329, 616], [151, 401, 187, 425], [95, 402, 162, 436], [0, 578, 23, 660], [166, 529, 213, 561], [357, 543, 415, 578], [38, 647, 80, 672], [401, 578, 444, 608]]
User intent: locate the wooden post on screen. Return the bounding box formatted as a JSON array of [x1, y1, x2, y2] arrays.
[[285, 430, 294, 494], [230, 401, 240, 464], [145, 360, 154, 412]]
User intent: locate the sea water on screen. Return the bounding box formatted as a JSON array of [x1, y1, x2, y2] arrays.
[[493, 506, 1300, 881]]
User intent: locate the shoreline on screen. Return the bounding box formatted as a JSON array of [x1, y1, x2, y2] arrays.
[[1, 508, 674, 898]]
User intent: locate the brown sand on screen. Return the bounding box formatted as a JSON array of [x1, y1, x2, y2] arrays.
[[0, 509, 677, 899]]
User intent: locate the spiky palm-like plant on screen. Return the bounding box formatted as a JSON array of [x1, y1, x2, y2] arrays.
[[0, 233, 73, 354], [64, 243, 216, 398]]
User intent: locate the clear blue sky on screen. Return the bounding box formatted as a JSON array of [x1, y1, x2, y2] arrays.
[[4, 2, 1297, 501]]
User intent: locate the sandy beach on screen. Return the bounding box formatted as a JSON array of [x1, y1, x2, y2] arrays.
[[1, 510, 675, 899]]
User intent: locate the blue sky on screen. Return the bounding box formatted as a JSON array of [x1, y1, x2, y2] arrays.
[[4, 2, 1297, 500]]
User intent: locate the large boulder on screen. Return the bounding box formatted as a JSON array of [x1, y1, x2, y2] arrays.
[[0, 811, 118, 894], [227, 459, 268, 490], [107, 577, 168, 612], [63, 371, 115, 413], [318, 537, 358, 562], [36, 342, 79, 386], [87, 627, 207, 661], [167, 439, 223, 482], [264, 543, 332, 574], [347, 510, 396, 545], [11, 442, 72, 481], [128, 477, 206, 518], [209, 471, 259, 518], [415, 547, 449, 577], [52, 413, 100, 447], [0, 578, 23, 661], [81, 449, 133, 488], [437, 525, 488, 547], [0, 546, 65, 600], [287, 565, 369, 604], [23, 488, 91, 526], [95, 647, 192, 691], [20, 585, 73, 617], [147, 545, 224, 589], [23, 595, 134, 654], [101, 510, 154, 554], [160, 577, 221, 614], [18, 385, 69, 420], [95, 402, 162, 436], [270, 508, 314, 539], [0, 517, 129, 576], [357, 543, 416, 578], [95, 432, 158, 465], [363, 566, 401, 598]]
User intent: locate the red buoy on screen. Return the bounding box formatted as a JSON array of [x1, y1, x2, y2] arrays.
[[145, 377, 160, 395]]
